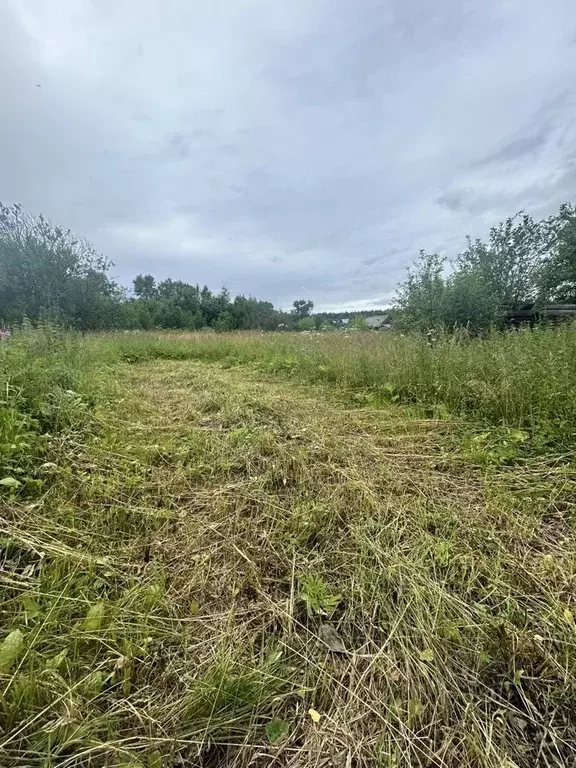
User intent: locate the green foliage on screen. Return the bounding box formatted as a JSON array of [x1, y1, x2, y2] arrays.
[[0, 204, 293, 332], [349, 314, 368, 330], [82, 601, 106, 632], [296, 316, 315, 331], [456, 212, 553, 308], [443, 268, 501, 331], [232, 296, 281, 330], [291, 299, 314, 319], [0, 326, 95, 493], [396, 251, 447, 331], [540, 203, 576, 301], [396, 202, 576, 332], [0, 629, 25, 673], [0, 202, 120, 330], [300, 574, 341, 617], [133, 273, 157, 299], [266, 717, 290, 743], [213, 311, 236, 332], [3, 198, 576, 339]]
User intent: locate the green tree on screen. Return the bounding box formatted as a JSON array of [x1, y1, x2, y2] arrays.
[[540, 203, 576, 301], [152, 301, 185, 329], [349, 314, 368, 330], [456, 212, 553, 310], [0, 203, 115, 328], [395, 251, 447, 331], [395, 205, 576, 333], [212, 311, 235, 332], [133, 274, 157, 299], [198, 286, 231, 326], [291, 299, 314, 319], [69, 273, 125, 330], [443, 269, 500, 332], [232, 296, 280, 330]]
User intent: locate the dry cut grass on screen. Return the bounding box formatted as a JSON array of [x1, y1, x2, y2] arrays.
[[1, 355, 576, 767]]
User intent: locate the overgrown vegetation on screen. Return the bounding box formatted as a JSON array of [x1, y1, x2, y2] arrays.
[[0, 325, 97, 494], [397, 203, 576, 332], [1, 328, 576, 766], [97, 324, 576, 449]]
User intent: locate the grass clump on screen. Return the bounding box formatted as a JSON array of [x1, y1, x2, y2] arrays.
[[1, 331, 576, 766], [0, 325, 97, 494]]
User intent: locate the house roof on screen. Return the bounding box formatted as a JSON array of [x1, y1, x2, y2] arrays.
[[365, 315, 392, 328]]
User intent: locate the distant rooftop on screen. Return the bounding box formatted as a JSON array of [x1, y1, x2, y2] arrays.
[[365, 314, 392, 329]]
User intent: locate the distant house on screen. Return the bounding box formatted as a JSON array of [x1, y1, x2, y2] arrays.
[[365, 314, 392, 330]]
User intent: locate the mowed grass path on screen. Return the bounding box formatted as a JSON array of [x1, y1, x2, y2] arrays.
[[2, 358, 575, 767]]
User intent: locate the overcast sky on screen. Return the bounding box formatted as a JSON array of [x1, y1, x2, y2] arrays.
[[1, 0, 576, 310]]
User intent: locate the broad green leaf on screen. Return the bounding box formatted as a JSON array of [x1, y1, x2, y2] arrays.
[[513, 668, 525, 685], [0, 476, 21, 489], [0, 629, 25, 673], [266, 717, 290, 744], [45, 649, 68, 671], [82, 601, 106, 632], [22, 597, 41, 620], [564, 608, 573, 623], [419, 648, 434, 662], [82, 669, 104, 697], [408, 698, 423, 721]]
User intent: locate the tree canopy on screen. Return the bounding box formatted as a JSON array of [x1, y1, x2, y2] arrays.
[[395, 202, 576, 332], [0, 203, 120, 330]]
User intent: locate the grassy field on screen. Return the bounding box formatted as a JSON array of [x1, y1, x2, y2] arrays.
[[1, 327, 576, 767]]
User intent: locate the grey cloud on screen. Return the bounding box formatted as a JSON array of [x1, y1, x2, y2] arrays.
[[471, 92, 576, 170], [477, 130, 550, 167], [1, 0, 576, 311]]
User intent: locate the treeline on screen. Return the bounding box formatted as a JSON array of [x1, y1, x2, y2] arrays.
[[125, 276, 284, 331], [0, 203, 314, 331], [397, 202, 576, 332], [3, 199, 576, 334]]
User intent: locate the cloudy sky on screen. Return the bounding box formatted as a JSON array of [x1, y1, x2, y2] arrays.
[[1, 0, 576, 310]]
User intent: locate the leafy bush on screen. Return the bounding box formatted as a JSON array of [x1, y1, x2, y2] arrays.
[[396, 204, 576, 332]]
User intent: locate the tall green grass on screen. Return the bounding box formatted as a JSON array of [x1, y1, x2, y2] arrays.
[[0, 326, 96, 491], [4, 324, 574, 487], [92, 325, 576, 447]]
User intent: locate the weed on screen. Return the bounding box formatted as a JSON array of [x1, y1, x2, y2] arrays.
[[300, 574, 341, 617]]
